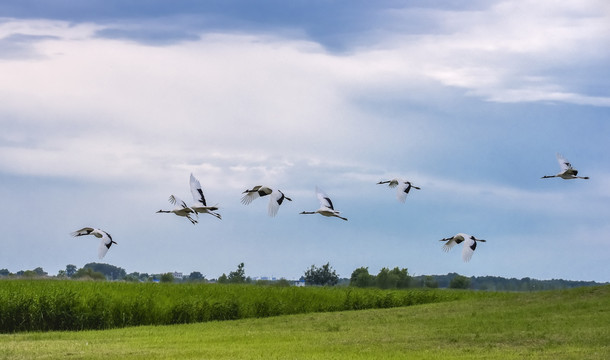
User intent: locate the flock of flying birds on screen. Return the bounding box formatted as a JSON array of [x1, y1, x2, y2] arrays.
[[71, 153, 588, 263]]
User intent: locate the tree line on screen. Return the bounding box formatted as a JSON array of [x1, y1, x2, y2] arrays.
[[1, 264, 605, 291]]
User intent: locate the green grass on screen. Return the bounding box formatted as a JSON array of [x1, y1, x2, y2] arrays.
[[0, 279, 485, 332], [1, 285, 608, 359]]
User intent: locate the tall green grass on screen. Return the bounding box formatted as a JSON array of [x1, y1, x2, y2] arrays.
[[2, 285, 608, 359], [0, 279, 492, 333]]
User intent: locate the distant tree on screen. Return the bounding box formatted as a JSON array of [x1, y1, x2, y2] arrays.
[[375, 267, 396, 289], [160, 273, 174, 283], [33, 267, 47, 277], [65, 264, 77, 278], [304, 263, 339, 286], [449, 275, 471, 289], [73, 268, 106, 280], [188, 271, 205, 282], [57, 270, 67, 278], [22, 270, 39, 278], [228, 263, 246, 284], [83, 263, 126, 280], [0, 268, 11, 276], [123, 272, 141, 282], [390, 267, 410, 288], [424, 276, 439, 288], [274, 278, 291, 287], [350, 267, 375, 287], [373, 267, 410, 289], [18, 268, 47, 278], [217, 273, 228, 284]]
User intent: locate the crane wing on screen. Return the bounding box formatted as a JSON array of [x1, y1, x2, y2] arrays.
[[441, 234, 465, 252], [241, 186, 261, 205], [315, 186, 334, 210], [441, 238, 457, 252], [379, 178, 401, 188], [190, 173, 207, 206], [169, 195, 197, 216], [396, 182, 411, 203], [267, 191, 281, 217], [556, 153, 573, 172], [98, 239, 110, 259], [461, 238, 476, 262], [71, 227, 95, 237], [96, 232, 113, 259], [169, 194, 185, 207]]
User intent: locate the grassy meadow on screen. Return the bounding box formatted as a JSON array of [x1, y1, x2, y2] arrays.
[[0, 282, 608, 359]]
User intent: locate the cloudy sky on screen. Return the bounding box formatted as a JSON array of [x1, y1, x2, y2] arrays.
[[1, 0, 609, 282]]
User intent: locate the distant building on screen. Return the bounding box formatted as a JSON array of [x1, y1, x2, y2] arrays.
[[172, 272, 183, 280]]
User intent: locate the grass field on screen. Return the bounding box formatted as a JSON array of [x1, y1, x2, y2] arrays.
[[0, 280, 487, 332], [1, 285, 608, 359]]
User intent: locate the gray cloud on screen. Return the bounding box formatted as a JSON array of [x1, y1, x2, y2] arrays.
[[0, 33, 59, 59]]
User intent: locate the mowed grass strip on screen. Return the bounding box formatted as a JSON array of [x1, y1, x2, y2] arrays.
[[1, 285, 608, 359]]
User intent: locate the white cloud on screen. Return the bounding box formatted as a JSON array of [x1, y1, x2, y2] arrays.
[[0, 18, 101, 40], [0, 23, 427, 188], [379, 0, 610, 105], [0, 7, 607, 191]]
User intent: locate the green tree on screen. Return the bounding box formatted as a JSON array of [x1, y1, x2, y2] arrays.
[[73, 267, 106, 280], [33, 267, 47, 277], [350, 267, 375, 287], [124, 272, 141, 282], [375, 267, 396, 289], [65, 264, 77, 278], [0, 269, 10, 276], [228, 263, 246, 284], [424, 275, 439, 288], [217, 273, 228, 284], [22, 270, 38, 278], [389, 267, 410, 288], [304, 263, 339, 286], [449, 275, 471, 289], [188, 271, 205, 282], [83, 263, 126, 280], [160, 273, 174, 283]]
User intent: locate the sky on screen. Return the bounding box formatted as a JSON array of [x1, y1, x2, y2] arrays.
[[1, 0, 609, 282]]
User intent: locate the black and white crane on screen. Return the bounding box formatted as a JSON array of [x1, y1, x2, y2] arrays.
[[378, 178, 420, 203], [439, 233, 486, 262], [300, 186, 347, 221], [241, 185, 292, 217], [71, 227, 117, 259], [541, 153, 589, 180], [157, 195, 198, 224], [241, 185, 273, 205]]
